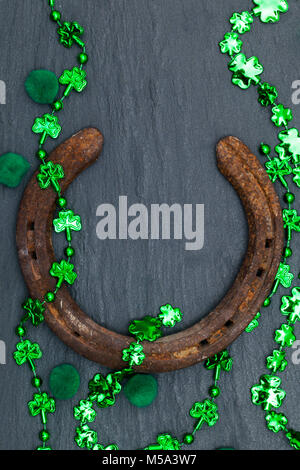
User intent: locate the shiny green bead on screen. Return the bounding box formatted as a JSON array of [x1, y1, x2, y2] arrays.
[[209, 385, 220, 398], [32, 376, 43, 388], [260, 143, 271, 155], [36, 149, 47, 160], [263, 298, 271, 307], [284, 192, 295, 204], [39, 430, 50, 442], [52, 100, 63, 112], [78, 53, 88, 65], [50, 10, 61, 22], [65, 246, 75, 257], [284, 247, 292, 258], [183, 433, 194, 445], [16, 325, 26, 337], [45, 292, 55, 303], [57, 197, 67, 208]]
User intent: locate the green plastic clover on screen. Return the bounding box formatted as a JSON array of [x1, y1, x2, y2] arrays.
[[53, 210, 82, 242], [92, 443, 119, 451], [281, 287, 300, 325], [57, 21, 84, 48], [75, 425, 98, 449], [128, 315, 162, 342], [265, 411, 288, 433], [251, 375, 286, 410], [265, 158, 292, 189], [271, 104, 293, 128], [253, 0, 289, 23], [275, 263, 294, 289], [228, 53, 263, 89], [278, 128, 300, 165], [59, 67, 87, 96], [204, 350, 233, 381], [292, 168, 300, 188], [13, 340, 42, 366], [274, 324, 295, 348], [219, 32, 243, 55], [283, 209, 300, 240], [88, 372, 122, 408], [50, 260, 77, 288], [286, 429, 300, 450], [275, 144, 293, 163], [158, 304, 183, 327], [37, 161, 64, 193], [190, 399, 219, 431], [258, 82, 278, 107], [28, 392, 55, 423], [74, 400, 96, 424], [229, 11, 254, 34], [32, 113, 61, 145], [122, 342, 145, 366], [144, 434, 182, 451], [22, 298, 45, 326], [266, 349, 288, 373], [245, 312, 261, 333]]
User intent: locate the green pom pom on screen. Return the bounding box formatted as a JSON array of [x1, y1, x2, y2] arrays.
[[124, 374, 158, 408], [25, 69, 59, 104], [0, 153, 30, 188], [49, 364, 80, 400]]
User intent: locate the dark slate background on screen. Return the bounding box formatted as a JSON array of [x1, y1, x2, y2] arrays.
[[0, 0, 300, 450]]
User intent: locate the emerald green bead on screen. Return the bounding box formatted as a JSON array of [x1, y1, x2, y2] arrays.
[[25, 70, 59, 105], [39, 430, 50, 442], [57, 197, 67, 208], [285, 192, 295, 204], [183, 433, 194, 445], [52, 100, 63, 112], [45, 292, 55, 303], [260, 143, 271, 156], [36, 149, 47, 160], [16, 325, 26, 337], [284, 247, 292, 258], [78, 53, 88, 65], [50, 10, 61, 22], [124, 374, 158, 408], [65, 246, 75, 258], [32, 376, 43, 388], [263, 298, 271, 307], [49, 364, 80, 400], [209, 385, 221, 398]]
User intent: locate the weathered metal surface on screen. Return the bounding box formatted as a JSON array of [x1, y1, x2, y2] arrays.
[[16, 131, 284, 372]]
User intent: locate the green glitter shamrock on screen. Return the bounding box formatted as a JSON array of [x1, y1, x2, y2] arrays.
[[258, 82, 278, 107], [204, 350, 233, 381], [292, 168, 300, 188], [50, 260, 77, 288], [57, 21, 84, 48], [28, 392, 55, 419], [37, 161, 64, 193], [22, 298, 45, 326], [265, 158, 292, 188], [271, 104, 293, 128], [74, 400, 96, 424], [245, 312, 261, 333], [128, 315, 162, 342], [75, 425, 98, 449], [251, 375, 286, 410], [190, 399, 219, 431], [13, 340, 42, 366], [281, 287, 300, 324], [158, 304, 183, 327], [53, 210, 82, 242], [59, 67, 87, 96], [122, 342, 145, 366], [32, 113, 61, 144], [265, 411, 288, 433], [228, 53, 263, 89], [274, 324, 295, 348], [92, 443, 119, 451], [275, 263, 294, 289], [219, 32, 243, 55], [278, 128, 300, 165], [88, 372, 122, 408], [229, 11, 254, 34], [275, 144, 293, 163], [253, 0, 289, 23], [144, 434, 182, 451], [286, 429, 300, 450], [283, 209, 300, 240], [266, 349, 288, 373]]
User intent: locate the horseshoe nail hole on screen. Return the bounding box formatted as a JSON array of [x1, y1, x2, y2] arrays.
[[265, 239, 273, 248], [30, 251, 37, 260], [28, 221, 35, 231], [225, 320, 234, 328], [200, 339, 209, 347], [256, 268, 264, 278], [73, 331, 81, 338]]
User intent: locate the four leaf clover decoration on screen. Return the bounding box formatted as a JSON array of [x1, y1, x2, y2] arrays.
[[53, 210, 82, 242], [258, 82, 278, 107], [251, 375, 286, 410], [253, 0, 289, 23], [59, 67, 87, 96], [204, 350, 233, 381], [74, 400, 96, 424], [265, 411, 288, 433], [274, 324, 295, 348], [22, 298, 45, 327], [229, 11, 254, 34], [37, 161, 64, 192], [283, 209, 300, 240], [14, 340, 42, 366], [50, 260, 77, 288], [28, 392, 56, 422], [271, 104, 293, 128], [75, 425, 98, 450], [219, 32, 243, 56], [158, 304, 183, 327], [281, 287, 300, 325], [278, 128, 300, 165], [128, 315, 162, 342], [266, 349, 288, 373], [190, 399, 219, 431], [88, 372, 122, 408], [265, 158, 292, 189], [228, 53, 263, 89], [122, 342, 145, 367], [144, 434, 182, 451], [32, 114, 61, 145], [275, 263, 294, 289], [57, 21, 84, 48]]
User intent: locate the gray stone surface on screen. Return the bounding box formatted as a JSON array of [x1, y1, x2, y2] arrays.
[[0, 0, 299, 450]]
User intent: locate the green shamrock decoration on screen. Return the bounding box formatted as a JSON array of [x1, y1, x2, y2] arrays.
[[253, 0, 289, 23], [128, 315, 162, 342], [22, 298, 45, 326], [219, 32, 243, 55], [266, 349, 288, 373], [50, 260, 77, 288], [158, 304, 183, 327], [275, 263, 294, 289], [28, 392, 56, 422], [122, 342, 145, 366], [251, 375, 286, 410], [258, 82, 278, 107], [265, 158, 292, 189], [37, 161, 64, 193], [229, 11, 254, 34], [53, 210, 82, 242], [204, 350, 233, 381], [74, 400, 96, 424], [292, 168, 300, 188], [57, 21, 84, 48], [271, 104, 293, 128], [245, 312, 261, 333], [144, 434, 182, 451], [274, 324, 295, 348], [278, 128, 300, 165], [88, 372, 122, 408], [190, 399, 219, 431], [75, 425, 98, 450], [13, 340, 42, 366], [265, 411, 288, 433], [283, 209, 300, 240], [286, 429, 300, 450], [32, 113, 61, 145], [275, 144, 292, 163], [92, 443, 119, 451], [59, 67, 87, 96], [228, 53, 263, 89], [281, 287, 300, 324]]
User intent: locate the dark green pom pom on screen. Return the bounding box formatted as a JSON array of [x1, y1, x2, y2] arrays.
[[25, 69, 59, 104], [49, 364, 80, 400], [0, 153, 30, 188], [124, 374, 158, 408]]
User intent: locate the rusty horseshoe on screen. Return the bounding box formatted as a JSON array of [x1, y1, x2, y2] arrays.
[[16, 129, 284, 372]]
